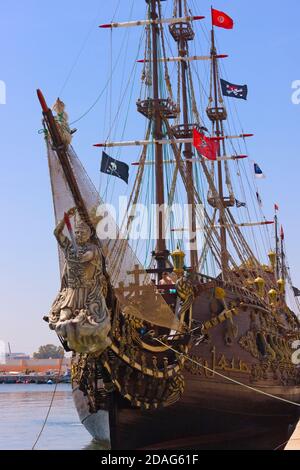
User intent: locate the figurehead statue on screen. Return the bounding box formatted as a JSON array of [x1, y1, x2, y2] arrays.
[[48, 207, 111, 354], [74, 219, 91, 245], [52, 98, 72, 145]]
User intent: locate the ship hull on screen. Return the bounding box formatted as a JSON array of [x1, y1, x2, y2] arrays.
[[108, 374, 299, 450], [73, 366, 300, 450], [72, 284, 300, 450]]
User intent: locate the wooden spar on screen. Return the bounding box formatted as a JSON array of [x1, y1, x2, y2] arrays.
[[131, 156, 247, 165], [137, 54, 228, 63], [99, 15, 205, 29], [210, 28, 227, 274], [213, 134, 254, 140], [177, 0, 198, 270], [36, 89, 95, 238], [93, 137, 252, 147], [150, 0, 168, 270], [37, 89, 116, 314], [171, 221, 274, 232]]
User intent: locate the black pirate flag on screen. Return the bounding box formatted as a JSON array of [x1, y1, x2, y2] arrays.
[[101, 151, 129, 184], [220, 79, 248, 100], [292, 286, 300, 297]]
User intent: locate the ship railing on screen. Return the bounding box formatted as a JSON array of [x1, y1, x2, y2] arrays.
[[195, 272, 269, 309]]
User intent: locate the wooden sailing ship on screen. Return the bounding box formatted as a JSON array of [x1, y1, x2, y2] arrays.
[[38, 1, 300, 450]]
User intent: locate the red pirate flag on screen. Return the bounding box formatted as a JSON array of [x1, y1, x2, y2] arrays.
[[193, 129, 219, 161], [212, 8, 234, 30]]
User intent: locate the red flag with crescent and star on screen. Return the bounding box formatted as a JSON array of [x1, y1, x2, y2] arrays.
[[193, 129, 220, 161], [211, 8, 234, 29]]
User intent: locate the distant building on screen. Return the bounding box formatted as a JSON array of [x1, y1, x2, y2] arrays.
[[0, 354, 71, 373], [5, 352, 30, 361]]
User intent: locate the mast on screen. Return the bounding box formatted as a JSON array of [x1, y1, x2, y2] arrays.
[[149, 0, 168, 272], [274, 213, 279, 279], [281, 235, 285, 280], [175, 0, 198, 270], [210, 27, 227, 274]]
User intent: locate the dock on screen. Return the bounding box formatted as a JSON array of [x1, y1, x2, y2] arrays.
[[0, 374, 70, 384]]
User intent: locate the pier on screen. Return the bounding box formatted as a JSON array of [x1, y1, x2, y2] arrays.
[[0, 373, 70, 384]]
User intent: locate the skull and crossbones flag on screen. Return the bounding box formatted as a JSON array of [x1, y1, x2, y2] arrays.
[[101, 151, 129, 184], [220, 79, 248, 100]]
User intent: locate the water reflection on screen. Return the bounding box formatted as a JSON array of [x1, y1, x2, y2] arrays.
[[0, 384, 96, 450], [83, 439, 110, 451]]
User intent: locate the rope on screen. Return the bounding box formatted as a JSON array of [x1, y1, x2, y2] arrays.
[[273, 438, 295, 451], [154, 338, 300, 408], [31, 355, 64, 450], [70, 16, 137, 125], [157, 0, 174, 100]]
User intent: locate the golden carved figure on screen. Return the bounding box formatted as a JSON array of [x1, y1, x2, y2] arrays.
[[48, 207, 111, 354]]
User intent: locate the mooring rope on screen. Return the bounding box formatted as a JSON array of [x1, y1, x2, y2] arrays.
[[31, 355, 64, 450]]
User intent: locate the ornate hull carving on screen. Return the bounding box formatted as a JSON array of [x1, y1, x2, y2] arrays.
[[71, 280, 300, 450]]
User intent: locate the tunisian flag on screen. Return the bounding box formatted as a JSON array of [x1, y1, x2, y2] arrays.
[[212, 8, 234, 29], [193, 129, 219, 161]]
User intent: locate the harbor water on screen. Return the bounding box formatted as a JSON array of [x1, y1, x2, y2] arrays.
[[0, 383, 299, 450], [0, 384, 105, 450]]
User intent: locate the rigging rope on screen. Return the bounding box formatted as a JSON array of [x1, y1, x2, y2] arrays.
[[58, 0, 122, 99], [31, 355, 64, 450], [158, 0, 174, 100]]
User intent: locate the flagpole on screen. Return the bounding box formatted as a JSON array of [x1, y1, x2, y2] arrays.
[[176, 0, 198, 271], [280, 226, 285, 281], [274, 211, 279, 280], [210, 22, 228, 276]]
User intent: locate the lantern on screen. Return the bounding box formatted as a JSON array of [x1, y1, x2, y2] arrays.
[[268, 251, 276, 270], [171, 247, 185, 275], [268, 289, 277, 305], [215, 287, 226, 300], [254, 277, 265, 297], [277, 278, 285, 294]]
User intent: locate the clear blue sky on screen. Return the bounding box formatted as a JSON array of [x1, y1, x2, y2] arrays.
[[1, 0, 300, 354]]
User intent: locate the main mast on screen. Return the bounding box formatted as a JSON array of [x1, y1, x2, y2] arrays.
[[149, 0, 169, 271], [170, 0, 198, 271]]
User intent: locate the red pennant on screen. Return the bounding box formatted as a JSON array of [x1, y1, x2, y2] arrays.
[[193, 129, 219, 161], [280, 226, 284, 241], [64, 212, 72, 232], [274, 203, 279, 212], [212, 8, 234, 30]]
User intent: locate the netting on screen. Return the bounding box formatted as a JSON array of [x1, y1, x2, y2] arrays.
[[46, 141, 180, 331]]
